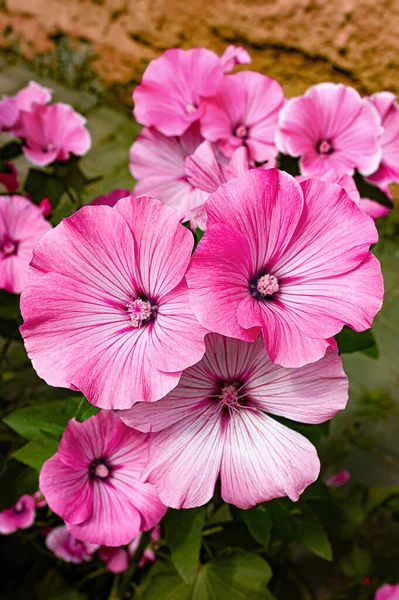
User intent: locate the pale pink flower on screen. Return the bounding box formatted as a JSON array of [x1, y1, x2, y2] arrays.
[[11, 81, 53, 138], [20, 102, 91, 167], [276, 83, 382, 177], [201, 71, 285, 162], [46, 525, 99, 563], [366, 92, 399, 197], [0, 161, 19, 193], [99, 546, 129, 573], [40, 411, 166, 546], [0, 195, 52, 294], [186, 169, 383, 368], [91, 188, 132, 207], [375, 584, 399, 600], [21, 196, 206, 407], [121, 333, 347, 509], [0, 495, 35, 534], [296, 169, 389, 220], [133, 48, 223, 136], [220, 45, 251, 72], [129, 124, 208, 228], [0, 96, 19, 131], [325, 469, 351, 487]]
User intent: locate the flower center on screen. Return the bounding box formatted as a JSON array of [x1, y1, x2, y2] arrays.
[[185, 103, 198, 114], [14, 500, 25, 514], [46, 142, 56, 152], [234, 124, 248, 139], [90, 459, 111, 479], [219, 384, 240, 405], [252, 274, 280, 298], [316, 139, 333, 154], [1, 238, 17, 256], [127, 298, 157, 328]]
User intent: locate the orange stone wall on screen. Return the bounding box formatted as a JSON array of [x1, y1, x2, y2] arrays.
[[1, 0, 398, 101]]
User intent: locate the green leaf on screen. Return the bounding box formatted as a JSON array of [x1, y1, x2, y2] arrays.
[[0, 290, 21, 319], [163, 506, 205, 584], [336, 326, 378, 357], [293, 507, 332, 561], [0, 140, 23, 160], [340, 544, 371, 577], [240, 503, 272, 547], [13, 434, 59, 471], [366, 485, 399, 513], [49, 202, 76, 226], [0, 459, 38, 510], [74, 397, 100, 422], [24, 169, 65, 207], [0, 317, 22, 340], [4, 397, 81, 440]]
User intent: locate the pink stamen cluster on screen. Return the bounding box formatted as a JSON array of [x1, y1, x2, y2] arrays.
[[128, 298, 153, 328], [256, 274, 280, 297]]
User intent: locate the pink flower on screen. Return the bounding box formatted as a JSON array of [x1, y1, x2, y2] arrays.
[[0, 96, 19, 131], [20, 196, 206, 407], [0, 495, 36, 534], [375, 584, 399, 600], [91, 188, 132, 207], [20, 102, 91, 167], [46, 525, 99, 563], [220, 45, 251, 73], [296, 169, 389, 220], [0, 161, 19, 193], [121, 333, 347, 509], [0, 195, 52, 294], [38, 197, 52, 218], [186, 169, 383, 368], [366, 92, 399, 196], [99, 546, 129, 573], [34, 490, 47, 508], [200, 71, 285, 162], [11, 81, 53, 138], [39, 411, 166, 546], [276, 83, 382, 177], [325, 469, 351, 487], [133, 48, 223, 136], [129, 124, 208, 228]]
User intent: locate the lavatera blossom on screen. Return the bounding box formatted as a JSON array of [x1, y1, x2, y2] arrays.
[[20, 195, 207, 408], [0, 495, 36, 534], [276, 83, 382, 177], [39, 411, 166, 546], [120, 333, 348, 509], [186, 169, 383, 368], [46, 525, 99, 563]]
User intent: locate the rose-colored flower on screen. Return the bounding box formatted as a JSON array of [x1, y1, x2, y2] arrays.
[[0, 96, 19, 131], [121, 333, 347, 509], [0, 195, 52, 294], [20, 102, 91, 167], [325, 469, 351, 487], [276, 83, 382, 177], [0, 161, 19, 193], [201, 71, 285, 162], [133, 48, 223, 136], [20, 196, 206, 407], [99, 546, 129, 573], [375, 584, 399, 600], [186, 169, 383, 368], [0, 495, 35, 534], [220, 45, 251, 73], [129, 123, 208, 228], [296, 169, 389, 220], [40, 411, 166, 546], [46, 525, 99, 563], [366, 92, 399, 197], [91, 188, 132, 207]]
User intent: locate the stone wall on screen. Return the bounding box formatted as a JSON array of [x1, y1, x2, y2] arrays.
[[0, 0, 398, 103]]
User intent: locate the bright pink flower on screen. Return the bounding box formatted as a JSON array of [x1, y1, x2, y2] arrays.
[[200, 71, 285, 162], [121, 333, 347, 509], [38, 197, 52, 218], [0, 195, 52, 294], [366, 92, 399, 195], [99, 546, 130, 573], [20, 102, 91, 167], [91, 188, 132, 207], [186, 169, 383, 368], [325, 469, 351, 487], [20, 196, 206, 407], [0, 161, 19, 193], [15, 81, 52, 112], [133, 48, 223, 136], [220, 45, 251, 72], [296, 169, 389, 220], [0, 96, 19, 131], [276, 83, 382, 177], [40, 411, 166, 546], [0, 495, 35, 534], [34, 490, 47, 508], [129, 124, 208, 228], [375, 584, 399, 600], [46, 525, 99, 563]]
